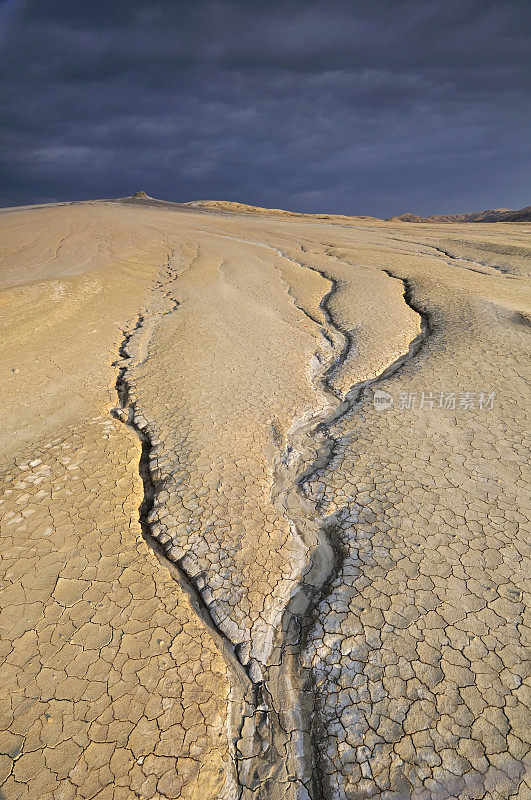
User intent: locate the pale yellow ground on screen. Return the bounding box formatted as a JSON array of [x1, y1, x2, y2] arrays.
[[0, 199, 529, 799]]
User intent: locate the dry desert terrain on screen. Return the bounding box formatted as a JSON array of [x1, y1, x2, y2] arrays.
[[0, 197, 529, 800]]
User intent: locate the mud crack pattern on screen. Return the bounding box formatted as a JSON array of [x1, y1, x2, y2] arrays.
[[0, 201, 529, 799]]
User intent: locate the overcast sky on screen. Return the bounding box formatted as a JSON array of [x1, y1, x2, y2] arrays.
[[0, 0, 530, 216]]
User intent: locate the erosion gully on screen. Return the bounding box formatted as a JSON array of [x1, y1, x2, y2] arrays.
[[111, 237, 430, 799]]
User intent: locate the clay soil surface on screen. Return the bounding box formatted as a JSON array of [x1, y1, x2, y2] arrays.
[[0, 198, 529, 800]]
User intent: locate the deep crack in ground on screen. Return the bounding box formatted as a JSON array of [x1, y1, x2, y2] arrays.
[[110, 243, 431, 800]]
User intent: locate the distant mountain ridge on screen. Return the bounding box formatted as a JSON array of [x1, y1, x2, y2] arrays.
[[183, 199, 379, 221], [388, 206, 531, 223], [121, 194, 531, 224]]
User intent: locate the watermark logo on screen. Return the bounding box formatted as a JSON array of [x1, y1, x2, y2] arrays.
[[373, 390, 495, 412], [373, 389, 394, 411]]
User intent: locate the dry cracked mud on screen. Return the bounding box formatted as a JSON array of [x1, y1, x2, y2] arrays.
[[0, 198, 529, 800]]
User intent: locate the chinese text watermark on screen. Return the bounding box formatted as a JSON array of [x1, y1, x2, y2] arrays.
[[373, 389, 495, 412]]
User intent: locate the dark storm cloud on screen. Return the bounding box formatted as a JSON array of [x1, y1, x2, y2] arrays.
[[0, 0, 530, 215]]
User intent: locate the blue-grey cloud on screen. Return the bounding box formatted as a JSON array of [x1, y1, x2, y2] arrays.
[[0, 0, 529, 215]]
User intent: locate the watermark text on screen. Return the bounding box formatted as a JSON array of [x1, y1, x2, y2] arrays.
[[373, 389, 495, 412]]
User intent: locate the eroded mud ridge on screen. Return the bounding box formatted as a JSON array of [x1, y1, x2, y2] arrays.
[[0, 201, 529, 800], [109, 248, 354, 798]]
